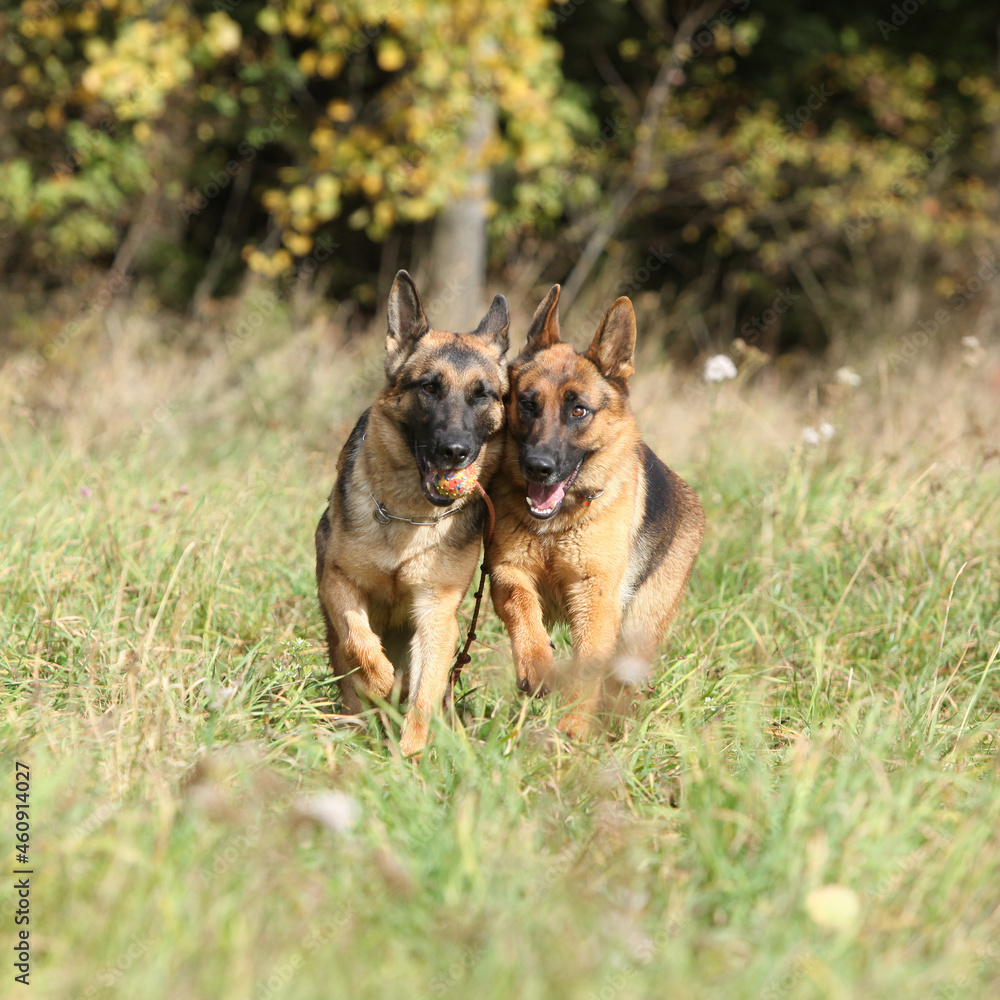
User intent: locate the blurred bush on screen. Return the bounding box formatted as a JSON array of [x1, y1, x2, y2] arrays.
[[1, 0, 999, 356]]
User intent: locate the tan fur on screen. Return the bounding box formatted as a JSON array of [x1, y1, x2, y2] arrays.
[[315, 273, 508, 756], [488, 286, 704, 738]]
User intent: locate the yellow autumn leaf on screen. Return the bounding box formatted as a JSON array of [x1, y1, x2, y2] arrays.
[[256, 8, 282, 35], [327, 100, 353, 122], [284, 232, 313, 256], [288, 185, 313, 216], [203, 12, 241, 57], [317, 52, 344, 78], [377, 39, 406, 72], [360, 172, 383, 197], [373, 201, 395, 228], [298, 50, 319, 76]]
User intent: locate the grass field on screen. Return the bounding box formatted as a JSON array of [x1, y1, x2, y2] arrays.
[[2, 307, 1000, 1000]]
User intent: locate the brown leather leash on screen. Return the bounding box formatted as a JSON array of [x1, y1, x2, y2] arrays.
[[444, 481, 495, 709]]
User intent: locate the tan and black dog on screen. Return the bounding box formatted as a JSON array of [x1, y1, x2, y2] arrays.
[[487, 285, 704, 738], [315, 270, 509, 755]]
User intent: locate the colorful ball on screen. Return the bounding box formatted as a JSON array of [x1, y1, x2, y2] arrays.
[[432, 465, 478, 499]]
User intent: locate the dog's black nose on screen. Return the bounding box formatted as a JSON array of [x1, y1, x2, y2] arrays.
[[523, 455, 556, 481], [437, 441, 471, 467]]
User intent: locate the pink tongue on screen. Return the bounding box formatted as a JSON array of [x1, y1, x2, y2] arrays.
[[528, 480, 567, 511]]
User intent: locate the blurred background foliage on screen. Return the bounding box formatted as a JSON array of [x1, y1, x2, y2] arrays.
[[2, 0, 999, 360]]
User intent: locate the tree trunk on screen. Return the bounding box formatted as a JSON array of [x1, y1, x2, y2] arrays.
[[425, 97, 495, 331]]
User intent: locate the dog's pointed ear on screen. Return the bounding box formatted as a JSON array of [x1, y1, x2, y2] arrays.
[[471, 293, 510, 356], [522, 284, 561, 355], [385, 270, 429, 378], [586, 296, 636, 387]]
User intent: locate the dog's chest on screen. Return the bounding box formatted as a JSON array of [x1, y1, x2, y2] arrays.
[[339, 513, 468, 589]]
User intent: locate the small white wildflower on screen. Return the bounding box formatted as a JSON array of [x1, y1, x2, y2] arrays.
[[819, 421, 835, 440], [802, 426, 821, 446], [612, 656, 648, 686], [208, 685, 240, 710], [704, 354, 738, 382], [961, 336, 985, 367], [295, 791, 359, 834], [805, 885, 861, 932], [835, 366, 862, 387]]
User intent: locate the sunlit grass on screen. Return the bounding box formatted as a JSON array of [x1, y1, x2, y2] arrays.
[[2, 318, 999, 999]]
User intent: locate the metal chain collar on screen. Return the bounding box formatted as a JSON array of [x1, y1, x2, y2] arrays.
[[370, 492, 469, 526]]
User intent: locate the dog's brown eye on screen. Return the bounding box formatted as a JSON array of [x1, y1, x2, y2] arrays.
[[422, 382, 438, 395], [571, 405, 588, 418]]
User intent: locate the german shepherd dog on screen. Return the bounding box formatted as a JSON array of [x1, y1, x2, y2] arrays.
[[315, 270, 509, 755], [487, 285, 704, 738]]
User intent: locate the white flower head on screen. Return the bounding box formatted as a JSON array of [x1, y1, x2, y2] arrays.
[[961, 336, 980, 350], [704, 354, 738, 382], [208, 685, 240, 710], [295, 791, 359, 834], [802, 426, 821, 446], [819, 421, 835, 440], [835, 366, 862, 387], [612, 655, 649, 687]]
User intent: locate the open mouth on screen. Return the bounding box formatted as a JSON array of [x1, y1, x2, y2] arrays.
[[414, 449, 455, 506], [414, 447, 477, 507], [525, 459, 582, 519]]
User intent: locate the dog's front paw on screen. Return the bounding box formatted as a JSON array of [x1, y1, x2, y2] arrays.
[[516, 651, 553, 697], [556, 710, 593, 741], [343, 640, 396, 702], [399, 714, 429, 758]]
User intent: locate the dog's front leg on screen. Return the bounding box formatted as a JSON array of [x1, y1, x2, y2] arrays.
[[566, 580, 621, 666], [398, 588, 463, 756], [489, 563, 552, 695], [318, 565, 396, 704], [560, 581, 623, 739]]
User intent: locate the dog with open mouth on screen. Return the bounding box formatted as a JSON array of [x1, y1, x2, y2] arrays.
[[315, 270, 509, 755], [487, 285, 704, 738]]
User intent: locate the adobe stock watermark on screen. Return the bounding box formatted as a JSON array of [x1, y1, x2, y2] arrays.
[[707, 84, 831, 203], [70, 935, 153, 1000], [886, 252, 999, 371], [760, 951, 822, 1000], [552, 0, 588, 24], [864, 835, 943, 903], [563, 245, 672, 342], [194, 792, 299, 886], [51, 119, 117, 177], [842, 127, 961, 244], [251, 909, 350, 1000], [15, 269, 132, 383], [385, 87, 497, 191], [877, 0, 931, 40], [783, 84, 832, 133], [181, 108, 297, 222], [933, 940, 1000, 1000], [511, 114, 631, 229], [427, 942, 482, 997], [678, 1, 753, 64], [341, 0, 404, 55], [740, 287, 800, 344], [14, 0, 74, 29], [584, 919, 683, 1000], [221, 234, 340, 351]]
